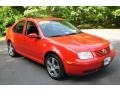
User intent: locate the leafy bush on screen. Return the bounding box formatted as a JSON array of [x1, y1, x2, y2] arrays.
[[0, 6, 23, 37], [0, 6, 120, 37]]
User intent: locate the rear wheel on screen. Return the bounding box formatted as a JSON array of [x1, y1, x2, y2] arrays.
[[8, 42, 18, 57], [45, 54, 65, 80]]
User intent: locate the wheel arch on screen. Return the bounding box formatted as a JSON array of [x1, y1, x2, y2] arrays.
[[44, 50, 65, 67], [44, 51, 61, 64]]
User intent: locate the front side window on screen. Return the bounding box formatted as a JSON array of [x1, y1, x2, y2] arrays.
[[39, 20, 81, 37], [13, 21, 25, 34], [26, 21, 39, 35]]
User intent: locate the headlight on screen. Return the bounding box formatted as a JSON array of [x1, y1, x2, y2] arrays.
[[77, 51, 93, 60], [109, 44, 114, 50]]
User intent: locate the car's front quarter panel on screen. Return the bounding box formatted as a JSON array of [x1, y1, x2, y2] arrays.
[[42, 38, 80, 73]]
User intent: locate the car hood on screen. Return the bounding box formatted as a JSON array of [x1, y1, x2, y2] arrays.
[[49, 33, 109, 52]]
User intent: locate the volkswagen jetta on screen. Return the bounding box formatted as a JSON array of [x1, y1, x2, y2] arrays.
[[6, 17, 115, 80]]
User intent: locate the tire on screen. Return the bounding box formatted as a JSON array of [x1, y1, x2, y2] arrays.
[[7, 42, 18, 57], [45, 54, 65, 80]]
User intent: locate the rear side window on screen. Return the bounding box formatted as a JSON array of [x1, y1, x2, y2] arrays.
[[13, 21, 25, 34]]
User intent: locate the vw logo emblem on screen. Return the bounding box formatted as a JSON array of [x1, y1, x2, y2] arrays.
[[102, 49, 107, 54]]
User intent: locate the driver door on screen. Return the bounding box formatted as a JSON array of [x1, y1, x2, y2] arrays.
[[23, 21, 43, 62]]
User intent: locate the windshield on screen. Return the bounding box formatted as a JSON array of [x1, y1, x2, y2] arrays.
[[39, 20, 81, 37]]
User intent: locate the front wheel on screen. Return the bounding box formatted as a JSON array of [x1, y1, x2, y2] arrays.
[[45, 54, 65, 80]]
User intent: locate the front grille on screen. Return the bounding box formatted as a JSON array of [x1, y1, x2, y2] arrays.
[[94, 47, 110, 57]]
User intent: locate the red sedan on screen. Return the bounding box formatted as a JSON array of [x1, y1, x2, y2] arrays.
[[6, 17, 115, 80]]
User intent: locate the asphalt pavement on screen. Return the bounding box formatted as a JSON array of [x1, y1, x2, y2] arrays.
[[0, 29, 120, 85]]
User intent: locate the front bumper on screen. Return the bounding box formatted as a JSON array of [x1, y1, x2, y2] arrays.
[[64, 50, 116, 75]]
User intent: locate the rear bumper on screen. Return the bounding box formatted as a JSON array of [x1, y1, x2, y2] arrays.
[[65, 50, 116, 75]]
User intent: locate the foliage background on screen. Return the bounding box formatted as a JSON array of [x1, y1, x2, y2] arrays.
[[0, 6, 120, 36]]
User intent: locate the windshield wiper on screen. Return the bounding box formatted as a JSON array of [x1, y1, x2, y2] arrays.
[[65, 33, 77, 35], [50, 35, 65, 37], [65, 32, 81, 36]]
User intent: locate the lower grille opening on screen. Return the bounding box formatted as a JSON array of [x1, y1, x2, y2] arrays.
[[84, 69, 97, 74]]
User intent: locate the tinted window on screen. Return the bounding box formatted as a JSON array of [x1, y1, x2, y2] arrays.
[[26, 21, 39, 35], [14, 21, 24, 34], [39, 20, 81, 37]]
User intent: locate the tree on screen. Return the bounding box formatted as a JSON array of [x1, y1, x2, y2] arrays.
[[1, 6, 120, 37], [0, 6, 23, 36]]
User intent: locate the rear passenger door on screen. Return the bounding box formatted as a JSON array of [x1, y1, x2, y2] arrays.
[[13, 20, 26, 53]]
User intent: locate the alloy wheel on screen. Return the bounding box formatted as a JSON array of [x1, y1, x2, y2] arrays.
[[46, 57, 61, 78]]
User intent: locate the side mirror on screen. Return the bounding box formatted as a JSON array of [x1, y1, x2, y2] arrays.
[[28, 33, 40, 38]]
